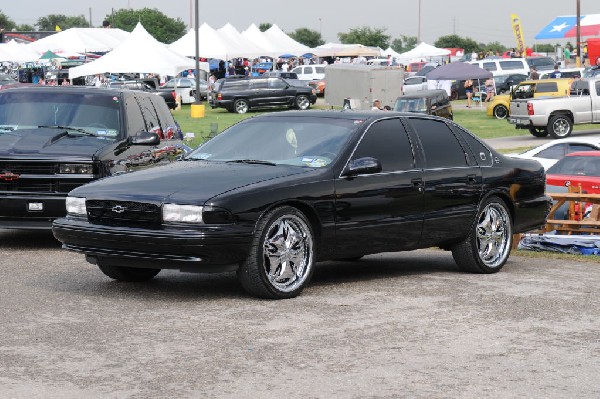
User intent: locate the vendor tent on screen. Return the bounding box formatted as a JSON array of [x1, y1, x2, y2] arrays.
[[169, 23, 232, 60], [0, 40, 39, 62], [425, 62, 491, 80], [217, 23, 268, 58], [262, 24, 311, 56], [39, 50, 62, 60], [28, 27, 129, 54], [314, 42, 380, 57], [241, 24, 275, 54], [69, 23, 195, 79], [398, 42, 451, 59]]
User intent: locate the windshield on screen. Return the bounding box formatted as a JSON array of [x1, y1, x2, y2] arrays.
[[512, 83, 535, 99], [0, 91, 121, 138], [394, 98, 427, 113], [187, 116, 361, 167]]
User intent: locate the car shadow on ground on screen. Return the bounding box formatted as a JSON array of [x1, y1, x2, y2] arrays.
[[0, 229, 61, 249]]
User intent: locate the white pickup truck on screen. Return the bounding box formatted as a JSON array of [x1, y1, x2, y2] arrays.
[[508, 77, 600, 138]]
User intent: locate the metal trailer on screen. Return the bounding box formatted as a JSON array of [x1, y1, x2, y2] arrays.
[[324, 64, 404, 110]]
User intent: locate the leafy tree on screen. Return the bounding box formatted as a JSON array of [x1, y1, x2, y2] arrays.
[[391, 35, 417, 53], [105, 8, 186, 44], [483, 41, 506, 54], [338, 26, 390, 49], [259, 23, 272, 32], [288, 28, 324, 48], [0, 10, 17, 31], [36, 14, 90, 31], [434, 34, 481, 53], [534, 44, 555, 53]]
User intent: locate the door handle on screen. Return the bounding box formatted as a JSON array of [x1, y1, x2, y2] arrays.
[[411, 178, 424, 191], [467, 174, 478, 184]]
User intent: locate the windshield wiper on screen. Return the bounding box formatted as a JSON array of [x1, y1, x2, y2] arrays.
[[226, 159, 276, 166], [38, 125, 99, 137]]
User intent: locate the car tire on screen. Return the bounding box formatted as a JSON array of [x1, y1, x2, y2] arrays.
[[237, 206, 315, 299], [234, 99, 249, 114], [295, 95, 311, 110], [547, 114, 573, 139], [450, 90, 459, 101], [451, 196, 512, 274], [493, 104, 508, 119], [529, 127, 549, 137], [98, 265, 161, 282]]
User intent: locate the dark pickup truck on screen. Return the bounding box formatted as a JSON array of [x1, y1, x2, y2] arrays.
[[0, 86, 189, 230], [109, 80, 177, 109]]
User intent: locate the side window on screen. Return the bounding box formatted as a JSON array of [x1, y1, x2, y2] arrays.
[[351, 118, 414, 172], [137, 95, 160, 134], [536, 144, 566, 159], [124, 96, 146, 136], [251, 79, 268, 89], [499, 60, 526, 70], [596, 81, 600, 96], [454, 125, 493, 166], [482, 62, 497, 71], [268, 78, 287, 89], [409, 118, 468, 168], [569, 144, 598, 154], [315, 67, 325, 74], [535, 82, 558, 93]]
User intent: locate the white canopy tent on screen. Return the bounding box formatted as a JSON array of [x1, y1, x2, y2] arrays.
[[313, 42, 380, 58], [262, 24, 311, 56], [169, 23, 234, 60], [28, 28, 129, 54], [69, 23, 196, 79], [0, 40, 40, 62], [241, 24, 279, 55], [397, 42, 451, 60], [217, 23, 269, 58]]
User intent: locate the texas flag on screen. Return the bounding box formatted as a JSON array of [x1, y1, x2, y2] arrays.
[[535, 15, 600, 39]]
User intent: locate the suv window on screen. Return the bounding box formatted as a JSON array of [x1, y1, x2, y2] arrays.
[[315, 67, 325, 74], [268, 78, 287, 89], [251, 79, 268, 89], [527, 57, 555, 69], [535, 82, 558, 93], [499, 60, 525, 70], [352, 118, 414, 171], [408, 118, 467, 168], [223, 79, 249, 90], [482, 62, 497, 71]]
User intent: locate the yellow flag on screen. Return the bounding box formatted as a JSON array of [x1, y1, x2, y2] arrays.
[[510, 14, 525, 53], [55, 25, 62, 32]]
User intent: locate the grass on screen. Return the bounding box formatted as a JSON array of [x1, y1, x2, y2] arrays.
[[514, 249, 599, 263], [173, 100, 600, 148]]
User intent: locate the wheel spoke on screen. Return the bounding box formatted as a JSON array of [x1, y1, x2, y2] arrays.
[[476, 203, 510, 267]]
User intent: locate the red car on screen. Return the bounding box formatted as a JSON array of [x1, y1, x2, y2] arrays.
[[546, 151, 600, 193]]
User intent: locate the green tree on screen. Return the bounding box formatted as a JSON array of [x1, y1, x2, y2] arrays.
[[391, 35, 417, 53], [259, 23, 272, 32], [16, 24, 35, 31], [534, 43, 555, 53], [288, 28, 324, 48], [338, 26, 390, 49], [0, 10, 17, 31], [36, 14, 90, 31], [483, 41, 506, 55], [434, 34, 481, 54], [105, 8, 186, 44]]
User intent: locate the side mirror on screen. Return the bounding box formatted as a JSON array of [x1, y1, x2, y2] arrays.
[[342, 157, 382, 177], [129, 131, 160, 145]]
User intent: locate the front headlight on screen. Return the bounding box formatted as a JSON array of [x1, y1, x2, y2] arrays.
[[60, 164, 93, 174], [162, 204, 203, 223], [66, 197, 87, 215]]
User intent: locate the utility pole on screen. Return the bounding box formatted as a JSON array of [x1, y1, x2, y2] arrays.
[[576, 0, 581, 67], [417, 0, 422, 43], [89, 8, 92, 27]]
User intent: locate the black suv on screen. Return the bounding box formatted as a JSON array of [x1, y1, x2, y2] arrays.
[[209, 76, 317, 114], [0, 86, 187, 230]]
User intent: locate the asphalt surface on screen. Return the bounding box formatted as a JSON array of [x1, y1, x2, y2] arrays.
[[1, 229, 599, 398]]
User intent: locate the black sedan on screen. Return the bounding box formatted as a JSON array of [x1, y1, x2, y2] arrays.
[[53, 111, 551, 299]]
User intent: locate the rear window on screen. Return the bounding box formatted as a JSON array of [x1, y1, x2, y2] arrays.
[[482, 62, 497, 71], [499, 60, 525, 70], [535, 82, 558, 93], [547, 155, 600, 176], [527, 57, 555, 69], [315, 67, 325, 74]]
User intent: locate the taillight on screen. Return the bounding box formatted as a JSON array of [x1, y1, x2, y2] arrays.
[[527, 102, 534, 115], [171, 91, 176, 100], [217, 93, 222, 100]]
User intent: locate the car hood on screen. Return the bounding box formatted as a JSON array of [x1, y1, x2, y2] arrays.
[[0, 128, 110, 157], [72, 160, 313, 204]]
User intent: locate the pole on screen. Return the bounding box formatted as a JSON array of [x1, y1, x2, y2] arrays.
[[576, 0, 581, 67], [319, 18, 322, 37], [418, 0, 421, 43], [194, 0, 201, 103], [89, 8, 92, 27]]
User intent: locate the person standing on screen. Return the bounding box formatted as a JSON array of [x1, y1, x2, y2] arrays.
[[564, 46, 571, 66], [484, 77, 495, 102], [464, 79, 474, 108], [529, 67, 539, 80], [549, 65, 562, 79]]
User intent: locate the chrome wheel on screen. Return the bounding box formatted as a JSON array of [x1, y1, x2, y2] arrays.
[[234, 99, 249, 114], [476, 202, 511, 268], [295, 95, 310, 110], [263, 214, 313, 293], [548, 115, 572, 138]]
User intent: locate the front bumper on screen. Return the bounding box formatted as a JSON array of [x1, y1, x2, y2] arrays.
[[52, 218, 253, 271], [0, 194, 67, 229]]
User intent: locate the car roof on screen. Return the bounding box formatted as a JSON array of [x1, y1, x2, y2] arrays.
[[397, 90, 447, 99], [256, 109, 450, 122], [1, 85, 129, 96]]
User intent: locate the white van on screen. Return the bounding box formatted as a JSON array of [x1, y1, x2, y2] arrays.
[[470, 58, 529, 76]]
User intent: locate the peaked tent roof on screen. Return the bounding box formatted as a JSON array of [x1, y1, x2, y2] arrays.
[[426, 62, 492, 80], [241, 24, 278, 54], [0, 40, 40, 62], [217, 23, 269, 58], [28, 28, 129, 54], [313, 42, 380, 57], [68, 23, 195, 79], [398, 42, 451, 59], [262, 24, 311, 56], [169, 23, 233, 60]]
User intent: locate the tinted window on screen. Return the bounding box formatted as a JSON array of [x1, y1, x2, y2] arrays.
[[268, 78, 287, 89], [315, 67, 325, 74], [352, 118, 414, 171], [547, 156, 600, 176], [499, 60, 526, 70], [223, 80, 249, 90], [454, 125, 492, 166], [536, 144, 566, 159], [535, 82, 558, 93], [251, 79, 268, 89], [482, 62, 497, 71], [124, 96, 145, 135], [138, 95, 160, 133], [569, 144, 599, 153], [408, 118, 467, 168]]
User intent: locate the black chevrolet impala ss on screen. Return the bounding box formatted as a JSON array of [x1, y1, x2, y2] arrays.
[[53, 111, 551, 299]]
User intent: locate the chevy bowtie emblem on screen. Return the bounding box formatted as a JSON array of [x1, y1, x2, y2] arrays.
[[0, 172, 20, 181], [111, 205, 126, 213]]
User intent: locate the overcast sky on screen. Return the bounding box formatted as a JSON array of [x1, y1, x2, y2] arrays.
[[2, 0, 598, 46]]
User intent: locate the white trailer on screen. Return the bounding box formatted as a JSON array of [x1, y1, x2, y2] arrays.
[[324, 64, 404, 110]]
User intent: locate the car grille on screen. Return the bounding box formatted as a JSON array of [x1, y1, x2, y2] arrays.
[[0, 161, 91, 194], [87, 200, 161, 228]]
